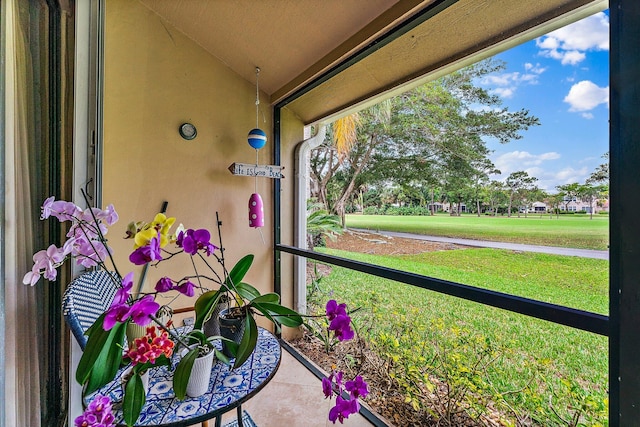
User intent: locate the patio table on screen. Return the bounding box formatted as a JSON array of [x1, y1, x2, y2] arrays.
[[84, 327, 280, 427]]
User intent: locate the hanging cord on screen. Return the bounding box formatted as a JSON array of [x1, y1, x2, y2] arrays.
[[254, 67, 265, 244], [255, 67, 260, 128], [254, 67, 260, 189]]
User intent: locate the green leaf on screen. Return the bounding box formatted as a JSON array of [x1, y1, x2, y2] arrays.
[[222, 339, 239, 358], [76, 316, 125, 391], [123, 372, 146, 426], [234, 282, 261, 301], [76, 314, 110, 384], [233, 315, 258, 369], [134, 354, 171, 373], [186, 329, 208, 346], [249, 293, 280, 304], [85, 322, 126, 394], [224, 255, 254, 291], [252, 302, 303, 327], [214, 349, 231, 365], [194, 290, 221, 330], [173, 348, 199, 400]]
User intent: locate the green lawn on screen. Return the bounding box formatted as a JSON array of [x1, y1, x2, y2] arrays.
[[346, 213, 609, 250], [310, 248, 609, 425]]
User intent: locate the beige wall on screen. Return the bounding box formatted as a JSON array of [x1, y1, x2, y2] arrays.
[[103, 0, 276, 317], [277, 107, 306, 339]]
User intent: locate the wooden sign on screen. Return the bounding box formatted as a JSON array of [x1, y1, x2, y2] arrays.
[[228, 162, 285, 179]]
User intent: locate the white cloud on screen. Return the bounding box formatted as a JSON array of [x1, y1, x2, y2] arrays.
[[492, 151, 561, 179], [560, 51, 586, 65], [492, 87, 515, 98], [490, 152, 590, 190], [536, 12, 609, 65], [581, 112, 594, 119], [535, 166, 590, 191], [479, 63, 546, 99], [564, 80, 609, 112]]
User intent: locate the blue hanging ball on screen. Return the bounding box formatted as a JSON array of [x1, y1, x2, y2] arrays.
[[248, 128, 267, 149]]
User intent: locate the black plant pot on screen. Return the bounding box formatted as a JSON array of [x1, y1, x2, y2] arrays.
[[219, 307, 247, 358], [203, 295, 230, 338]]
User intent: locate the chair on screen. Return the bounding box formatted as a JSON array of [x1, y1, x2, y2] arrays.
[[62, 270, 120, 349]]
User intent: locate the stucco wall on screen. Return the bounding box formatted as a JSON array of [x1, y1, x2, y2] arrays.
[[276, 107, 306, 339], [102, 0, 275, 316]]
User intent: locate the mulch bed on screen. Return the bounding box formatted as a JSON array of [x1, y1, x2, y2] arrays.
[[288, 230, 505, 426]]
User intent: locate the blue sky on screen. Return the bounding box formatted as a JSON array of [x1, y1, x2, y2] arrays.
[[478, 10, 609, 191]]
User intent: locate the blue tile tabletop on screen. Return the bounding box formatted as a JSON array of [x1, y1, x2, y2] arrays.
[[84, 327, 281, 426]]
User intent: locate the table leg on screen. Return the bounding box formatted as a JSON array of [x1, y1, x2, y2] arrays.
[[202, 422, 209, 427], [214, 416, 221, 427], [237, 405, 244, 427]]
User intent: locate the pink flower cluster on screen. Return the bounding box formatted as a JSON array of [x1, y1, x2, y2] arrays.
[[74, 394, 115, 427], [23, 197, 118, 285], [125, 326, 175, 365], [322, 300, 369, 423]]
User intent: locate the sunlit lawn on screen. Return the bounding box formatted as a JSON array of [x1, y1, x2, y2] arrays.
[[308, 247, 609, 424], [346, 213, 609, 250]]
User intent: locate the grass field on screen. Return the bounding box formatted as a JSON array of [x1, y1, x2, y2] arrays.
[[346, 213, 609, 250], [309, 213, 609, 424], [310, 247, 609, 424]]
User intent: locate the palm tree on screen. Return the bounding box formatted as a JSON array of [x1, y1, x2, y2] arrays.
[[306, 200, 343, 249]]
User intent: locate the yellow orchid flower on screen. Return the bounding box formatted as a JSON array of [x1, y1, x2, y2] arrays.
[[151, 213, 176, 248], [133, 227, 158, 249], [132, 214, 176, 248]]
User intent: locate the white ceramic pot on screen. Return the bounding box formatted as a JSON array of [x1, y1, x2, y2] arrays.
[[185, 346, 216, 397], [126, 308, 171, 349], [121, 366, 150, 395]]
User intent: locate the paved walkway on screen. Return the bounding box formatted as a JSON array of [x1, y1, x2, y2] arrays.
[[355, 229, 609, 260]]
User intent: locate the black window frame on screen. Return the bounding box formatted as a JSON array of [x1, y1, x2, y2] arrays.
[[272, 2, 640, 425]]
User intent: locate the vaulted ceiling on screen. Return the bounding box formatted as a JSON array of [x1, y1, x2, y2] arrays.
[[140, 0, 606, 124]]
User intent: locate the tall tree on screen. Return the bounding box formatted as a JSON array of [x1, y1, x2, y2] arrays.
[[310, 59, 539, 220], [469, 158, 500, 216], [587, 152, 609, 185], [556, 182, 581, 213], [577, 183, 606, 220], [505, 171, 537, 217], [486, 180, 507, 216]]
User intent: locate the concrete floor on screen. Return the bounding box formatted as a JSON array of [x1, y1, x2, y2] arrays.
[[217, 349, 376, 427]]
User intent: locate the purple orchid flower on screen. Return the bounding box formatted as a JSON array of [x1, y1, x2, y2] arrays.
[[155, 277, 174, 293], [128, 295, 160, 326], [41, 196, 81, 222], [29, 244, 66, 281], [328, 396, 360, 424], [329, 314, 355, 341], [75, 394, 115, 427], [345, 375, 369, 399], [112, 272, 134, 306], [176, 280, 195, 297], [322, 376, 333, 398], [129, 232, 162, 265], [91, 203, 119, 226], [103, 304, 131, 330], [326, 299, 347, 321], [323, 370, 344, 399], [178, 229, 217, 256]]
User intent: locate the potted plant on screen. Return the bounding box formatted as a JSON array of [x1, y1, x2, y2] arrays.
[[120, 325, 174, 426], [172, 329, 230, 398], [194, 254, 304, 368], [24, 194, 361, 426]]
